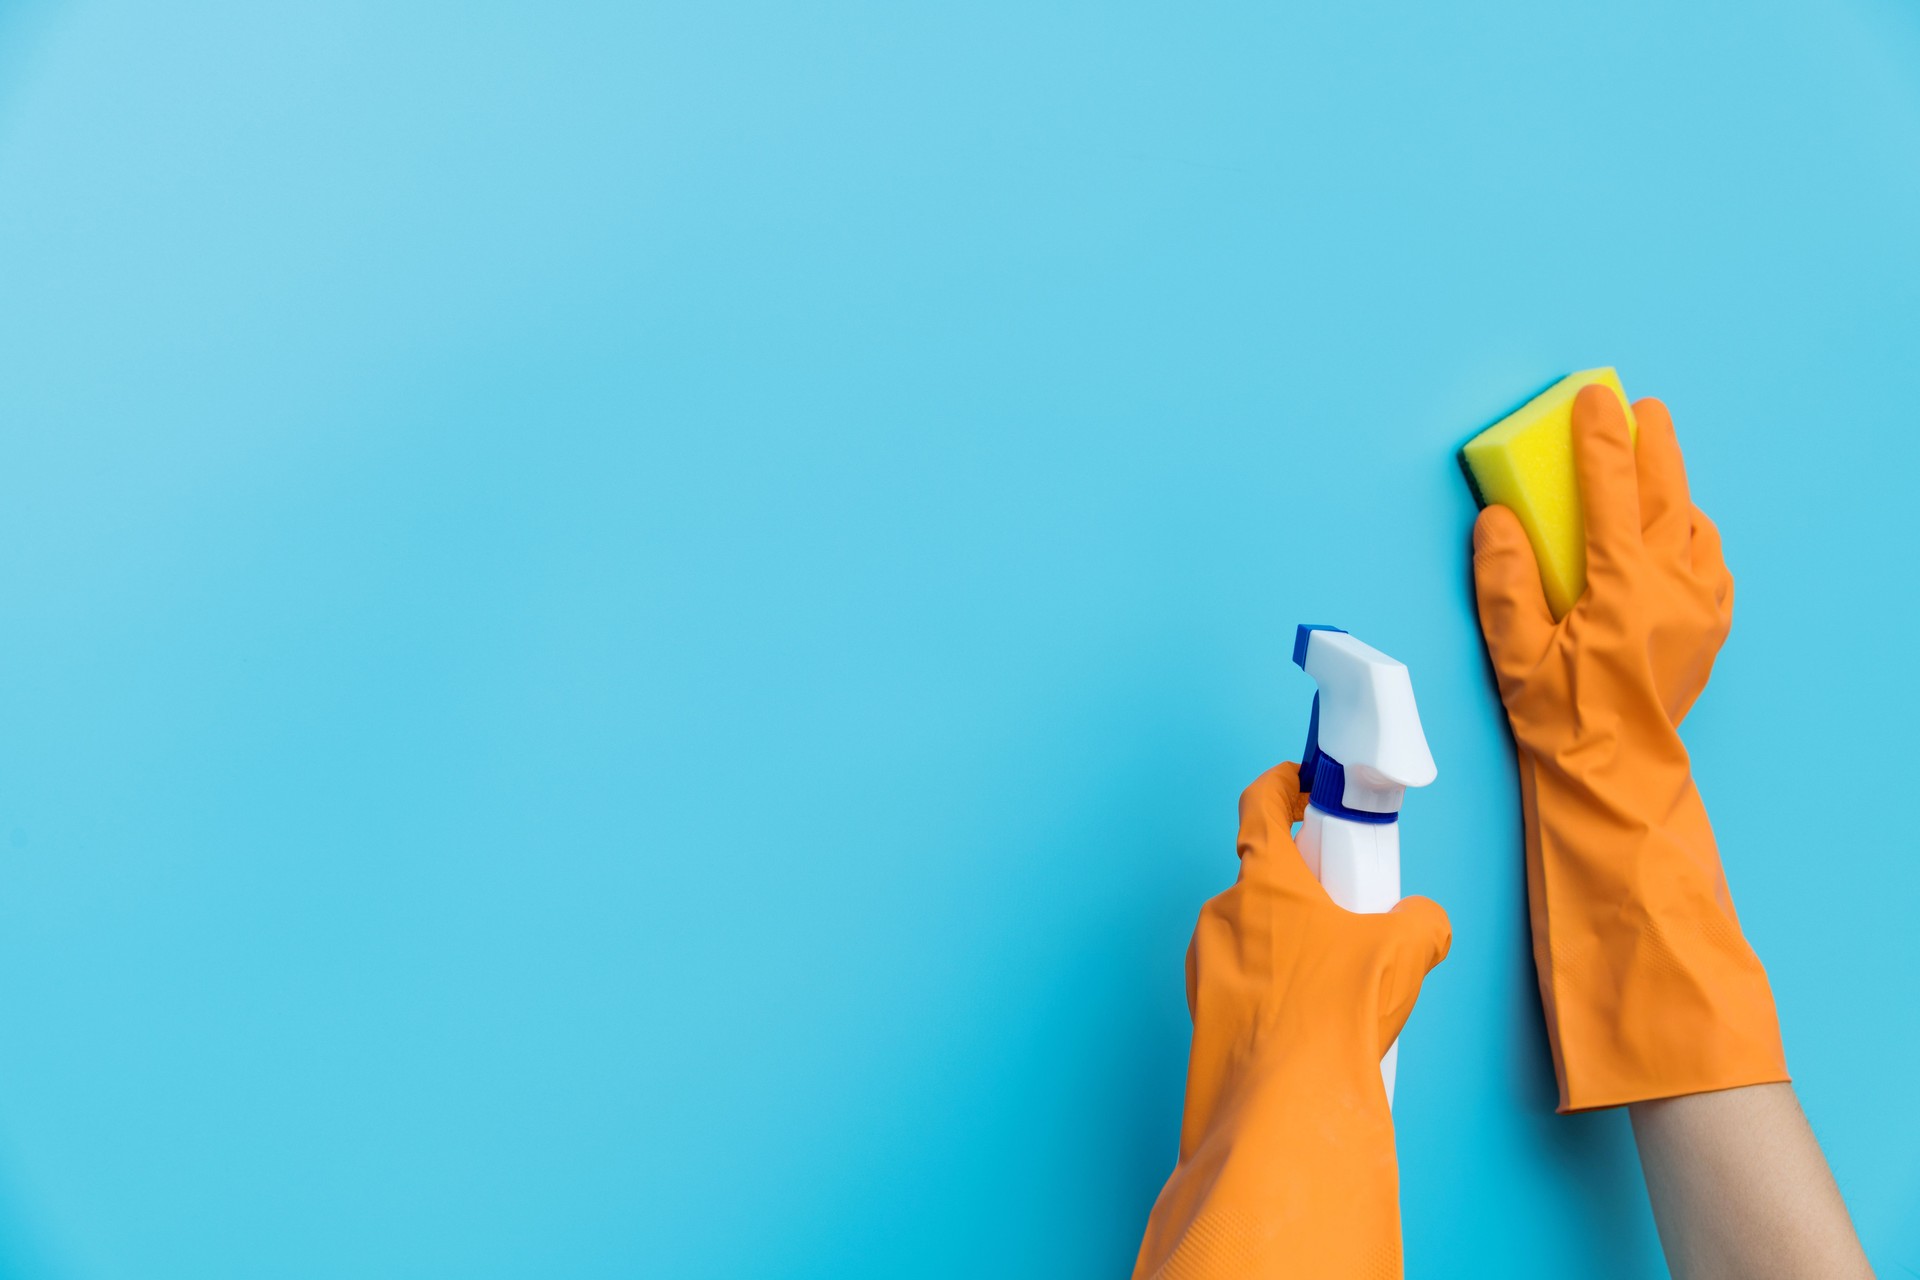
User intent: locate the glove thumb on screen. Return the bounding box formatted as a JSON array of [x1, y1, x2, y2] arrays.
[[1473, 505, 1555, 687]]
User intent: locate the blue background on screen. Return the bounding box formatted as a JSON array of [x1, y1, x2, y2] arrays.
[[0, 2, 1914, 1276]]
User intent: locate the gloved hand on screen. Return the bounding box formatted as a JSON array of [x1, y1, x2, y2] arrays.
[[1132, 763, 1451, 1280], [1471, 384, 1789, 1112]]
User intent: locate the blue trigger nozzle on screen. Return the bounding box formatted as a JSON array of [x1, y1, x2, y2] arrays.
[[1292, 623, 1346, 671], [1300, 692, 1322, 791]]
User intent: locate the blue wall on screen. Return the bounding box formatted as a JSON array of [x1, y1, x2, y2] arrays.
[[0, 2, 1914, 1276]]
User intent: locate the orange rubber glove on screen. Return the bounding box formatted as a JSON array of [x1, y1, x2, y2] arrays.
[[1132, 763, 1451, 1280], [1471, 384, 1789, 1112]]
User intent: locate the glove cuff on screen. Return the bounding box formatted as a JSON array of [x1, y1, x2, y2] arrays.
[[1517, 750, 1790, 1113]]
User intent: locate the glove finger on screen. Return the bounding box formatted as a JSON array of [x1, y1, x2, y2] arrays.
[[1572, 383, 1643, 586], [1632, 398, 1692, 558], [1235, 762, 1316, 889], [1690, 506, 1730, 583], [1472, 505, 1555, 684], [1374, 895, 1452, 1048], [1689, 506, 1734, 626]]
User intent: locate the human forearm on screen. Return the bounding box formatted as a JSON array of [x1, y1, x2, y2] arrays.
[[1630, 1083, 1873, 1279], [1472, 385, 1869, 1276]]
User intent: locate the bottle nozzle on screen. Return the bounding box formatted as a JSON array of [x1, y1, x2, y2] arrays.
[[1293, 625, 1435, 819]]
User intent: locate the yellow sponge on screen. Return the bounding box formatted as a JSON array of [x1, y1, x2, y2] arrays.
[[1459, 368, 1638, 619]]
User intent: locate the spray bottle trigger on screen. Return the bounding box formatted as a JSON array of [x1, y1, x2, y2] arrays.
[[1300, 693, 1323, 793]]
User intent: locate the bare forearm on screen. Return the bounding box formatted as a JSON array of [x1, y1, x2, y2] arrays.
[[1629, 1083, 1873, 1279]]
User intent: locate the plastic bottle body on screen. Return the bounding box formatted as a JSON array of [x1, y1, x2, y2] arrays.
[[1297, 805, 1403, 1102]]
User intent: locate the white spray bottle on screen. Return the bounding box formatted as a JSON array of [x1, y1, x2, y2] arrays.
[[1292, 625, 1437, 1106]]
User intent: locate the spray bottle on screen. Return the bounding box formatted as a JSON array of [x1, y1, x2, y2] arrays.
[[1292, 624, 1437, 1105]]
